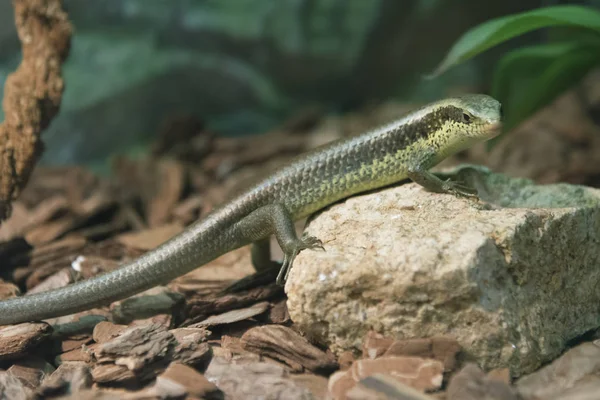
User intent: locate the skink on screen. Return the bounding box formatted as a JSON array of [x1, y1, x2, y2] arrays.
[[0, 94, 502, 325]]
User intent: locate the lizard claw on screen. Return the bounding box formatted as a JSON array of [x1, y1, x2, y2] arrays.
[[276, 234, 325, 285]]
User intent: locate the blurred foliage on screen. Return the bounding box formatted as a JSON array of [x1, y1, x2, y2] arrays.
[[0, 0, 546, 167], [431, 5, 600, 145]]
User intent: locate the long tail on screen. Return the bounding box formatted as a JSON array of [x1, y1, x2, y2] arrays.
[[0, 219, 239, 325]]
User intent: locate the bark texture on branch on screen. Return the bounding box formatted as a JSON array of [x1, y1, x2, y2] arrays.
[[0, 0, 71, 220]]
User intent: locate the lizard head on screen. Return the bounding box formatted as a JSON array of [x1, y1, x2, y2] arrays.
[[402, 94, 502, 161], [445, 94, 502, 140]]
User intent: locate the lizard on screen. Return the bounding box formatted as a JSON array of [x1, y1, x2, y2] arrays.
[[0, 94, 502, 325]]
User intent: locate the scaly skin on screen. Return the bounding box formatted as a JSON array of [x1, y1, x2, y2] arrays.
[[0, 94, 501, 325]]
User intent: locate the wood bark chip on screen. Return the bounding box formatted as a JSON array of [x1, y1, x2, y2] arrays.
[[36, 362, 93, 398], [446, 363, 520, 400], [6, 356, 55, 389], [0, 322, 52, 361], [0, 280, 20, 300], [0, 371, 33, 400], [89, 322, 212, 385], [240, 324, 338, 374], [190, 300, 270, 328], [346, 373, 437, 400], [141, 362, 223, 399], [0, 0, 71, 221]]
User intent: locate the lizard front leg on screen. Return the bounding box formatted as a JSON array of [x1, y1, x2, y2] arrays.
[[405, 149, 478, 198]]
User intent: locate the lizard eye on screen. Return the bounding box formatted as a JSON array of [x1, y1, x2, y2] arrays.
[[462, 113, 471, 123]]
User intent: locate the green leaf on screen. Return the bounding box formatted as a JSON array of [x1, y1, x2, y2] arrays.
[[428, 5, 600, 77], [486, 41, 600, 148], [491, 42, 583, 118]]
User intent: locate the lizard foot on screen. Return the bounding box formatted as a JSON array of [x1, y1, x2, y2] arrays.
[[276, 234, 324, 285], [441, 179, 479, 199]]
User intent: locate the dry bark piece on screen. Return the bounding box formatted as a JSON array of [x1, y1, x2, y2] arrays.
[[91, 364, 136, 385], [329, 355, 445, 399], [93, 323, 173, 371], [240, 324, 338, 374], [0, 196, 68, 242], [91, 322, 212, 385], [383, 336, 461, 372], [37, 362, 93, 398], [338, 351, 356, 371], [0, 322, 51, 361], [205, 356, 317, 400], [92, 321, 129, 344], [0, 280, 20, 300], [115, 223, 184, 251], [291, 373, 329, 400], [72, 255, 120, 279], [183, 283, 282, 324], [57, 343, 98, 363], [0, 0, 72, 221], [221, 335, 247, 355], [353, 356, 444, 392], [488, 368, 511, 385], [24, 215, 79, 245], [19, 236, 87, 288], [363, 331, 394, 359], [171, 195, 204, 225], [0, 371, 33, 400], [7, 357, 55, 389], [266, 298, 291, 324], [45, 309, 111, 330], [109, 286, 185, 324], [191, 301, 270, 328], [144, 362, 223, 400], [447, 363, 519, 400], [26, 267, 73, 294], [29, 236, 87, 265], [346, 373, 438, 400], [328, 370, 357, 400], [169, 328, 213, 371], [170, 246, 257, 303], [146, 159, 186, 227], [60, 335, 94, 353]]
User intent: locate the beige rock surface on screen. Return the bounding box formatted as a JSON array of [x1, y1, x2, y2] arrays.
[[285, 165, 600, 377]]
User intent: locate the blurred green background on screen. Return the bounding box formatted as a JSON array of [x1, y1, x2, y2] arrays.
[[0, 0, 597, 168]]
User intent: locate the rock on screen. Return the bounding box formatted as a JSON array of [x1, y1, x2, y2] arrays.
[[516, 341, 600, 399], [446, 364, 519, 400], [544, 380, 600, 400], [286, 165, 600, 376]]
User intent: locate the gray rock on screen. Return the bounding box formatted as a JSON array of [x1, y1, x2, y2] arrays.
[[285, 165, 600, 377]]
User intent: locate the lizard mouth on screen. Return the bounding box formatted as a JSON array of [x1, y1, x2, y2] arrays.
[[484, 121, 502, 138]]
